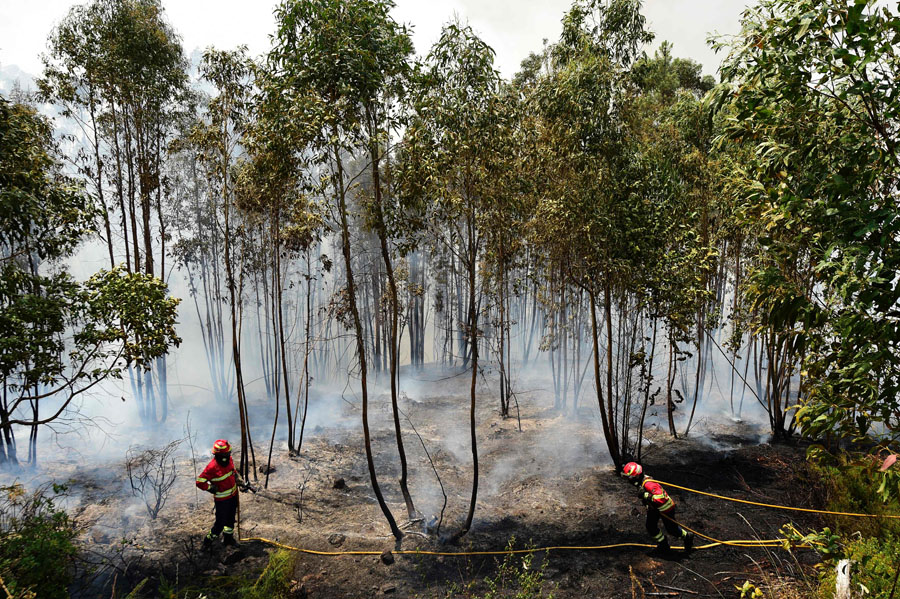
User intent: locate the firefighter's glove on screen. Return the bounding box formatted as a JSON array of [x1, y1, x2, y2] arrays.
[[207, 482, 217, 494]]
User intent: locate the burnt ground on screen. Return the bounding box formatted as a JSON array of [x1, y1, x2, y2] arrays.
[[57, 368, 826, 598]]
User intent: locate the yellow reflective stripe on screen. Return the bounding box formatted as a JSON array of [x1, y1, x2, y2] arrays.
[[652, 532, 665, 542], [223, 526, 234, 534], [658, 499, 674, 511], [215, 488, 236, 498], [196, 477, 208, 483], [211, 470, 234, 483]]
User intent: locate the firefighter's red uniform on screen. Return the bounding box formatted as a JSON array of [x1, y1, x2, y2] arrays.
[[623, 462, 693, 553], [196, 454, 239, 501], [196, 439, 242, 546]]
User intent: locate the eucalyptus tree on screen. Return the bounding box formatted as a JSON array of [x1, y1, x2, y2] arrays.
[[0, 96, 180, 467], [168, 106, 234, 407], [629, 45, 721, 438], [479, 84, 531, 419], [269, 0, 422, 540], [40, 0, 189, 424], [39, 0, 117, 269], [191, 47, 258, 481], [353, 11, 419, 520], [235, 72, 330, 480], [716, 0, 900, 450], [398, 21, 502, 540], [527, 0, 653, 468]]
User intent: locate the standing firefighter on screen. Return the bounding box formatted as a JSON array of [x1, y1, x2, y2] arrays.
[[622, 462, 693, 554], [196, 439, 244, 547]]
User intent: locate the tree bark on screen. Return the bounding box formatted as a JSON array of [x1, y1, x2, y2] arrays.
[[334, 142, 402, 541]]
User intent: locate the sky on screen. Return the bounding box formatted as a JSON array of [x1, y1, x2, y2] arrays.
[[1, 0, 752, 83]]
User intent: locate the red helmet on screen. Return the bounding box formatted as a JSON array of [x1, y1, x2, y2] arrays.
[[622, 462, 643, 480], [212, 439, 232, 454]]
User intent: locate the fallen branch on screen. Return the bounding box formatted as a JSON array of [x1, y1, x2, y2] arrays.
[[656, 584, 699, 595], [398, 403, 447, 537]]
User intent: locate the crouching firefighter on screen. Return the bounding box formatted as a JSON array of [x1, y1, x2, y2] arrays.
[[622, 462, 693, 554], [196, 439, 245, 547]]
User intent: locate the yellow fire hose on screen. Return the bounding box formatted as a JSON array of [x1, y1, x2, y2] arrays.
[[234, 478, 900, 558], [240, 536, 725, 556], [654, 479, 900, 520]]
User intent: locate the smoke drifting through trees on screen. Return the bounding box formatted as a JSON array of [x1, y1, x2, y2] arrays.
[[6, 0, 898, 548]]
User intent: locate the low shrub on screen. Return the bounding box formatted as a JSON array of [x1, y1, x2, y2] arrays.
[[0, 483, 79, 599], [815, 536, 900, 599], [239, 549, 297, 599], [799, 453, 900, 598], [812, 453, 900, 539]]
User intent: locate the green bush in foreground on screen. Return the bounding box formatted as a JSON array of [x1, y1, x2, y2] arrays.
[[240, 549, 297, 599], [792, 457, 900, 598], [817, 535, 900, 599], [0, 484, 79, 599]]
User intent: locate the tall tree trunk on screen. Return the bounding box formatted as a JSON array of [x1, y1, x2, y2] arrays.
[[367, 113, 417, 519], [453, 207, 480, 542], [221, 121, 251, 481], [334, 143, 402, 541], [589, 287, 619, 468], [87, 88, 114, 269], [637, 314, 658, 462], [604, 276, 620, 455], [666, 332, 678, 438], [295, 249, 314, 455], [275, 216, 294, 451]]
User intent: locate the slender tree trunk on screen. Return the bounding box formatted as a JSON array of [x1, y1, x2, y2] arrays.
[[367, 108, 417, 519], [87, 89, 114, 269], [684, 312, 704, 436], [334, 142, 401, 540], [604, 276, 619, 454], [452, 207, 479, 542], [589, 287, 619, 468], [666, 332, 678, 438], [275, 216, 294, 451], [295, 249, 314, 455], [637, 314, 658, 462]]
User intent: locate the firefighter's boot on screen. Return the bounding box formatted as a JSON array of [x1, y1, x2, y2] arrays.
[[682, 532, 694, 554], [202, 532, 216, 549], [223, 533, 237, 547]]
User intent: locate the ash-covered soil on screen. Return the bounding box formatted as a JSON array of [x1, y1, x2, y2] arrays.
[[54, 368, 824, 598]]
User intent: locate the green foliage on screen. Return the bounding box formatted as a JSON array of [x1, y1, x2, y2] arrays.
[[239, 549, 296, 599], [270, 0, 413, 149], [0, 484, 79, 599], [443, 539, 555, 599], [555, 0, 653, 68], [520, 1, 720, 456], [0, 99, 93, 262], [0, 93, 180, 445], [736, 580, 765, 599], [399, 19, 501, 225], [811, 455, 900, 539], [780, 524, 842, 565], [818, 536, 900, 599], [41, 0, 188, 124], [717, 0, 900, 452], [481, 540, 554, 599], [781, 460, 900, 598]]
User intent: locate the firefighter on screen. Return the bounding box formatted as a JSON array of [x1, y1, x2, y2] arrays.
[[622, 462, 693, 553], [196, 439, 245, 547]]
